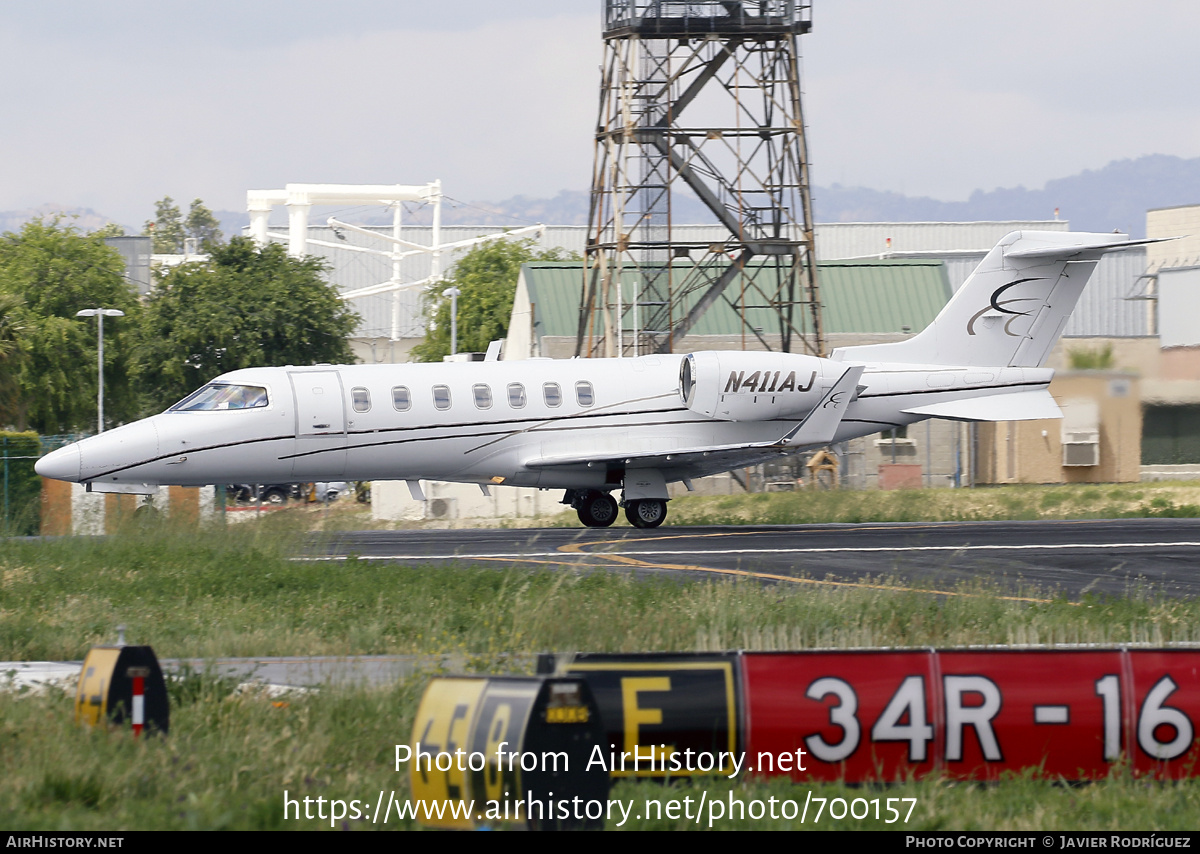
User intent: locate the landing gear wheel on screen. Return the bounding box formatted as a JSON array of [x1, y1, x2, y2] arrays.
[[626, 499, 667, 529], [577, 492, 618, 528]]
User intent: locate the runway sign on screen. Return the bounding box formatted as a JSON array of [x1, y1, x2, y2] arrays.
[[408, 675, 608, 829], [550, 652, 740, 779], [74, 645, 169, 736], [546, 649, 1199, 782]]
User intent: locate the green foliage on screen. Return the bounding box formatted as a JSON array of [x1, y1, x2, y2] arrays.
[[0, 431, 43, 535], [412, 237, 571, 362], [132, 237, 359, 410], [184, 199, 222, 250], [143, 196, 222, 253], [143, 196, 185, 253], [89, 222, 125, 238], [1067, 343, 1115, 370], [0, 219, 140, 432]]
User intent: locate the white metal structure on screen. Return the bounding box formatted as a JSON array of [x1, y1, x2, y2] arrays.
[[38, 232, 1165, 529], [247, 182, 543, 340], [75, 308, 125, 434]]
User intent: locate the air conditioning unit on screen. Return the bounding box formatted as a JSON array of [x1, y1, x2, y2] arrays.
[[1061, 399, 1100, 467]]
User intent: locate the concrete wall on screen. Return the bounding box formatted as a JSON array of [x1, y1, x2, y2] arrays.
[[371, 479, 559, 523], [40, 483, 217, 535]]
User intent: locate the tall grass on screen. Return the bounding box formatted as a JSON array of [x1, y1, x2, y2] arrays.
[[3, 522, 1200, 661], [664, 482, 1200, 526], [5, 518, 1200, 829]]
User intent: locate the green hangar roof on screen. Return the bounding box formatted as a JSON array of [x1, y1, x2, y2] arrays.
[[517, 258, 952, 339]]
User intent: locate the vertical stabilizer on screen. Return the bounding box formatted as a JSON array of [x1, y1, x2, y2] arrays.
[[831, 231, 1153, 368]]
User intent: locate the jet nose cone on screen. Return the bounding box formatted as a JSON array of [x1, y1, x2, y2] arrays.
[[35, 444, 82, 482]]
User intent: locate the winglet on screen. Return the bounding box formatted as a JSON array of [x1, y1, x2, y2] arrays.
[[779, 365, 864, 447]]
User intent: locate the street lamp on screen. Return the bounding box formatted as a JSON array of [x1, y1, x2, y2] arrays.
[[441, 286, 461, 357], [76, 308, 125, 434]]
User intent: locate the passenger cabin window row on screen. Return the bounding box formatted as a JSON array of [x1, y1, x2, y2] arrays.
[[377, 381, 595, 413]]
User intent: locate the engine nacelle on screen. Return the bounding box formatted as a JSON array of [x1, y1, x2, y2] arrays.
[[679, 351, 840, 422]]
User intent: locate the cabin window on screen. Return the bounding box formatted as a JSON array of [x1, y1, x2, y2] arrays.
[[507, 383, 526, 409], [473, 384, 492, 410], [351, 387, 371, 413], [575, 381, 595, 407], [391, 386, 411, 411], [433, 385, 452, 411], [543, 382, 562, 408], [170, 383, 268, 412]]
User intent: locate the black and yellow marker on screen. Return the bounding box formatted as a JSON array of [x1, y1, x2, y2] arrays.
[[408, 675, 607, 830], [74, 645, 169, 735], [540, 652, 741, 779]]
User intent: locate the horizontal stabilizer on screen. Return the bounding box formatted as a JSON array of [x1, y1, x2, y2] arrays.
[[901, 390, 1062, 422], [1006, 235, 1177, 259], [85, 481, 158, 495]]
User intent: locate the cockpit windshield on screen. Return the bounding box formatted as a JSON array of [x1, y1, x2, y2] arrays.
[[170, 383, 269, 412]]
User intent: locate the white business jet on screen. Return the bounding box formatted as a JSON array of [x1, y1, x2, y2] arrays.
[[36, 231, 1161, 529]]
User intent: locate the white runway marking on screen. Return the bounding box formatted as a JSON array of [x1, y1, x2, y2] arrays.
[[296, 541, 1200, 562]]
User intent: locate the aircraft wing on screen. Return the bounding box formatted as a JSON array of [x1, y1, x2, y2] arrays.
[[525, 365, 863, 473]]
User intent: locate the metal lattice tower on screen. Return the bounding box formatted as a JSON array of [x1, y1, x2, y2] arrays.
[[577, 1, 821, 358]]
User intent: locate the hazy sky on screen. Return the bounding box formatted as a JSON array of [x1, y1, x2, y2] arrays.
[[2, 1, 1198, 227]]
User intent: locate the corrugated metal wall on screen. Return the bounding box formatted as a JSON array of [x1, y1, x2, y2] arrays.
[[888, 247, 1150, 338], [812, 221, 1069, 260], [264, 220, 1147, 341]]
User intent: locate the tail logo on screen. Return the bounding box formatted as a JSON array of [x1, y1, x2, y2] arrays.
[[967, 277, 1047, 336]]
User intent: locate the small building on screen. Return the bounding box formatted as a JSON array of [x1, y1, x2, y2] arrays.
[[974, 372, 1141, 484]]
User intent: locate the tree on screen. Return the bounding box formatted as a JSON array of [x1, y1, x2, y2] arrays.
[[0, 293, 24, 425], [185, 199, 222, 250], [144, 196, 184, 253], [132, 237, 359, 410], [144, 196, 223, 253], [411, 237, 571, 363], [0, 219, 140, 432]]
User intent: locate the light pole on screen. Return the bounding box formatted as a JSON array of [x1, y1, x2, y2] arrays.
[[76, 308, 125, 433], [441, 286, 461, 357]]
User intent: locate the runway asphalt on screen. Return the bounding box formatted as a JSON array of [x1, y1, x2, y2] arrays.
[[302, 517, 1200, 601]]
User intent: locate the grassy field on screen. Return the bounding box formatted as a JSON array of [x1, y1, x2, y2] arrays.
[[299, 479, 1200, 531], [3, 488, 1200, 830]]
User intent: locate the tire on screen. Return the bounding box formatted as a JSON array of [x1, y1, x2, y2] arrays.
[[626, 499, 667, 529], [576, 492, 618, 528], [262, 487, 288, 505]]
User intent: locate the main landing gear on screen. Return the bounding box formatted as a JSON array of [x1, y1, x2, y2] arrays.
[[566, 489, 669, 529], [625, 499, 667, 529], [573, 490, 618, 528]]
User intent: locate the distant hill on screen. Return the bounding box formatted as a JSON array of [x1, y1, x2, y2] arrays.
[[444, 155, 1200, 237], [812, 155, 1200, 237], [0, 204, 122, 235], [8, 155, 1200, 239]]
